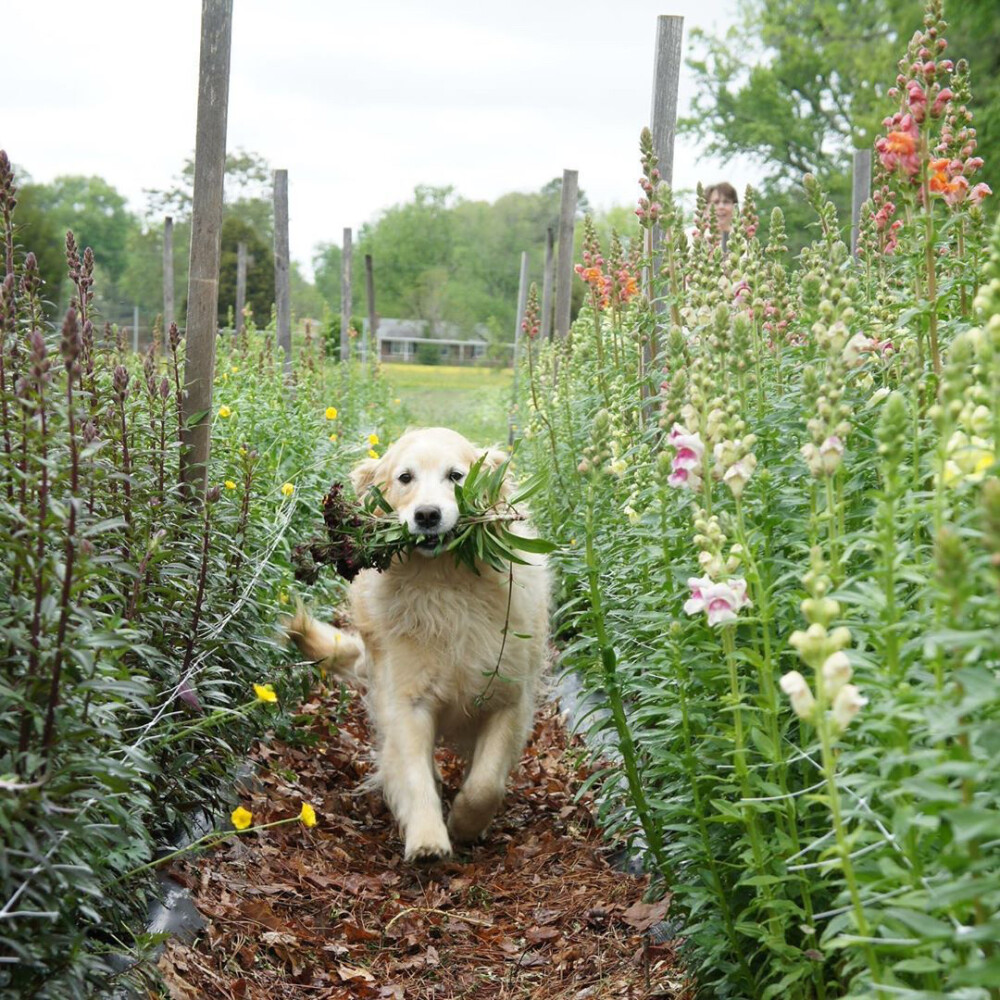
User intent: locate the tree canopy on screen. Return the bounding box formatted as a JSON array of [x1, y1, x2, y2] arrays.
[[681, 0, 999, 247]]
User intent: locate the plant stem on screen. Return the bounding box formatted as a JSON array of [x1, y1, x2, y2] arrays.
[[584, 483, 668, 878]]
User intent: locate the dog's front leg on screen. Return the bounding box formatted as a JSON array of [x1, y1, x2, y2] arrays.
[[448, 698, 533, 844], [380, 701, 452, 862]]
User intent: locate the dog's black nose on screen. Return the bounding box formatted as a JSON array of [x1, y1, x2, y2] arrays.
[[414, 505, 442, 531]]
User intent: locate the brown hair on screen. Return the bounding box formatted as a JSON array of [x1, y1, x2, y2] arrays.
[[705, 182, 738, 205]]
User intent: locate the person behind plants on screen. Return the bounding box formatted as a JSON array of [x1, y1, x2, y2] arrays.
[[704, 181, 738, 246]]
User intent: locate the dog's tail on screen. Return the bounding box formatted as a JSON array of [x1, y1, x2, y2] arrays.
[[284, 605, 366, 683]]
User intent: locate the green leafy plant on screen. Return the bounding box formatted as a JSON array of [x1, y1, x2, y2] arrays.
[[292, 452, 555, 584]]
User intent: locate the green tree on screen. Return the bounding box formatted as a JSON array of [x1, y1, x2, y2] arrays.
[[681, 0, 999, 249], [9, 178, 67, 311], [28, 174, 136, 286], [217, 216, 274, 329]]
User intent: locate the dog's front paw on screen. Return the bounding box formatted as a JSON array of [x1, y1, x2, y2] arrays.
[[403, 820, 452, 864]]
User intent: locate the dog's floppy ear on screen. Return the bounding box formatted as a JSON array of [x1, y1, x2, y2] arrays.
[[350, 455, 381, 496]]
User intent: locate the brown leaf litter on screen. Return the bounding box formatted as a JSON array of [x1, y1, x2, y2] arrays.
[[154, 688, 691, 999]]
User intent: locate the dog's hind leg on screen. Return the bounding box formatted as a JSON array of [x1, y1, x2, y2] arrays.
[[379, 700, 452, 862], [448, 698, 533, 844]]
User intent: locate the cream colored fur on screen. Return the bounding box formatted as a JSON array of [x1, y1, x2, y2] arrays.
[[287, 427, 549, 862]]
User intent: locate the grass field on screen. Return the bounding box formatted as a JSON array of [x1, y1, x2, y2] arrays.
[[380, 363, 514, 444]]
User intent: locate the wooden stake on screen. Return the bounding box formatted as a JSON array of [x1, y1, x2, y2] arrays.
[[553, 170, 578, 341], [540, 226, 554, 341], [163, 215, 175, 331], [851, 148, 872, 257], [274, 168, 291, 375], [509, 250, 529, 446], [364, 252, 377, 374], [180, 0, 233, 495], [235, 240, 247, 336], [340, 228, 352, 363]]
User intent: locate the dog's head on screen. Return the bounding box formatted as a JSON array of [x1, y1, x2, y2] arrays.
[[350, 427, 508, 555]]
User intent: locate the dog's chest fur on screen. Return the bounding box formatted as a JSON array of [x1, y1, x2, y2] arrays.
[[351, 557, 543, 713]]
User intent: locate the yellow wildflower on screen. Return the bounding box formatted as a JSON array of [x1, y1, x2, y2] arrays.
[[368, 449, 379, 460], [325, 406, 338, 420], [231, 365, 239, 374], [393, 398, 401, 405], [278, 591, 289, 605], [281, 482, 295, 497], [368, 433, 379, 446], [231, 806, 253, 830], [299, 802, 317, 828], [329, 433, 338, 443], [218, 405, 232, 418], [239, 446, 247, 456], [253, 683, 277, 703], [225, 480, 237, 490]]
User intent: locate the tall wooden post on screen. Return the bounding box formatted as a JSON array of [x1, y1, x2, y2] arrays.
[[540, 226, 555, 341], [364, 252, 377, 372], [650, 16, 684, 191], [646, 14, 684, 399], [851, 148, 872, 257], [273, 168, 291, 375], [162, 215, 175, 332], [235, 241, 247, 334], [509, 251, 529, 446], [180, 0, 232, 495], [553, 169, 578, 341], [340, 227, 352, 363]]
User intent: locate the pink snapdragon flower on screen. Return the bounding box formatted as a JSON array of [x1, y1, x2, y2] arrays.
[[668, 423, 705, 491], [685, 576, 751, 627]]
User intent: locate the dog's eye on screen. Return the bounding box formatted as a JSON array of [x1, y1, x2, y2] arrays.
[[398, 472, 413, 484], [448, 469, 465, 483]]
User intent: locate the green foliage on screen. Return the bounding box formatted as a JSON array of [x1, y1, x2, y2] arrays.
[[682, 0, 999, 250], [0, 162, 394, 995], [217, 215, 275, 329], [517, 22, 1000, 993]]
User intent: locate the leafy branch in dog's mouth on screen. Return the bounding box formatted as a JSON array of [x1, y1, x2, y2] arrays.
[[292, 454, 555, 583]]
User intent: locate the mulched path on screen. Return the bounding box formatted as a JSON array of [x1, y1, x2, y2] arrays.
[[155, 686, 689, 999]]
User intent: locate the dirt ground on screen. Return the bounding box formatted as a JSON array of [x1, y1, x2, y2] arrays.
[[154, 687, 689, 999]]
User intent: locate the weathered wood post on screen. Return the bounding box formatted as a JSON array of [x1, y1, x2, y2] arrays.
[[273, 168, 291, 375], [340, 228, 352, 363], [235, 241, 247, 336], [540, 226, 555, 341], [162, 215, 175, 332], [509, 251, 529, 446], [553, 170, 578, 341], [647, 14, 684, 393], [364, 252, 377, 373], [180, 0, 232, 495], [851, 148, 872, 257]]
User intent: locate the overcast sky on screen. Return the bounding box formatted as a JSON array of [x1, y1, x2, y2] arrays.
[[6, 0, 759, 279]]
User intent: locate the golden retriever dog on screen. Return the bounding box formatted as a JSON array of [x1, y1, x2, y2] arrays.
[[287, 427, 549, 862]]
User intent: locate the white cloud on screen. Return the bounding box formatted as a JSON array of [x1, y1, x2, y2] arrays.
[[5, 0, 763, 280]]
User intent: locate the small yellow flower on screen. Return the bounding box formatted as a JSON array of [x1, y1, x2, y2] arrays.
[[368, 449, 379, 460], [278, 591, 289, 605], [231, 365, 239, 374], [238, 446, 247, 456], [299, 802, 317, 828], [325, 406, 338, 420], [231, 806, 253, 830], [329, 433, 338, 443], [368, 433, 379, 446], [393, 398, 401, 405], [225, 480, 237, 490], [218, 405, 232, 418], [281, 482, 295, 497], [253, 683, 277, 703]]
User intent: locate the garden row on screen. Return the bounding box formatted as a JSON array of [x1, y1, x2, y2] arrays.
[[516, 5, 1000, 998], [0, 151, 407, 996]]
